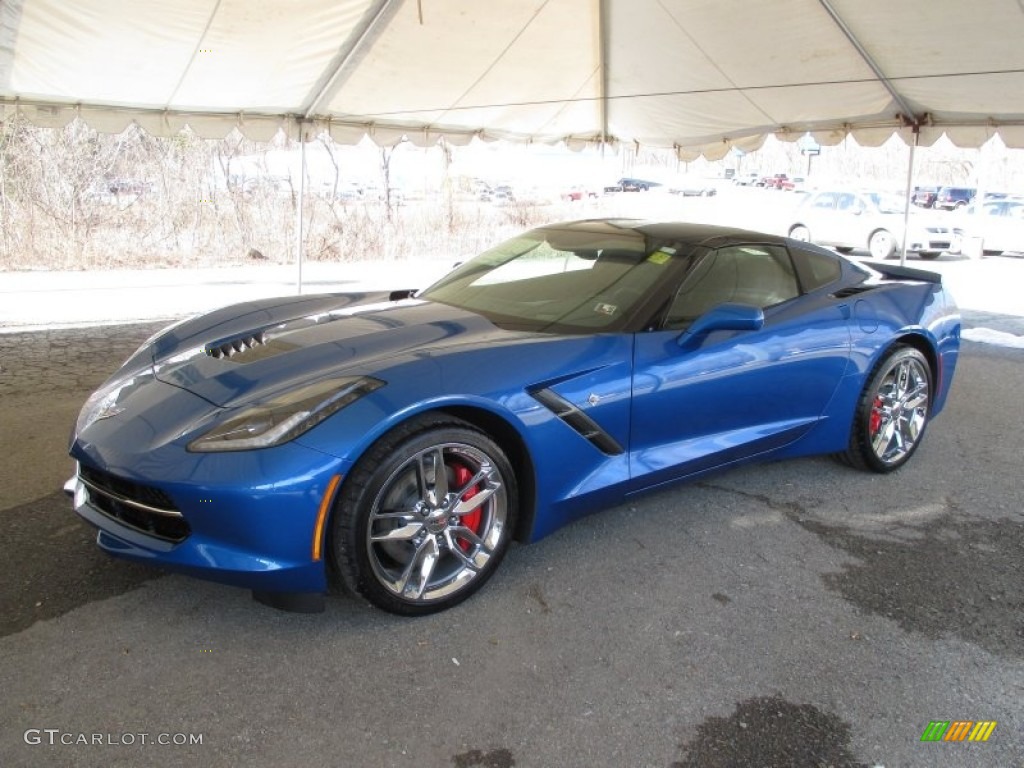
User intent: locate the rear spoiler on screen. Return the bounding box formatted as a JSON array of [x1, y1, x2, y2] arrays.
[[863, 262, 942, 284]]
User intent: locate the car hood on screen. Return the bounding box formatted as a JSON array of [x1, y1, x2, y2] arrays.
[[149, 292, 531, 407]]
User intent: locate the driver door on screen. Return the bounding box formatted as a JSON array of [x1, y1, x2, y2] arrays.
[[629, 243, 851, 490]]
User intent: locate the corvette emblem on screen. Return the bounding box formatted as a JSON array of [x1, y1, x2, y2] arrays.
[[95, 402, 125, 421]]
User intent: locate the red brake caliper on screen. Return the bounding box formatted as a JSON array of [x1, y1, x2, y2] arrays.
[[869, 396, 883, 436], [451, 463, 481, 552]]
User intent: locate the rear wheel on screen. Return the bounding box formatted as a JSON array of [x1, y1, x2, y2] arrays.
[[331, 415, 517, 615], [918, 251, 941, 260], [789, 225, 811, 242], [835, 246, 854, 253], [869, 229, 897, 260], [841, 346, 931, 473]]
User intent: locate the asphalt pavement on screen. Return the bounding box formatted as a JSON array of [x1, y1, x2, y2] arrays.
[[0, 315, 1022, 767]]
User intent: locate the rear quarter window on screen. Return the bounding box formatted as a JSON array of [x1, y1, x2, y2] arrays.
[[791, 245, 842, 291]]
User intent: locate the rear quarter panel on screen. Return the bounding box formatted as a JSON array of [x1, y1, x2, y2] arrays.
[[846, 281, 960, 417]]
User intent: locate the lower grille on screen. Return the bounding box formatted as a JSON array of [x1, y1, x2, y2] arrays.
[[79, 466, 191, 543]]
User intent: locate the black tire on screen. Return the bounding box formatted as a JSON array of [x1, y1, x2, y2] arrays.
[[331, 414, 517, 615], [840, 345, 932, 473], [835, 246, 855, 254], [918, 251, 941, 260]]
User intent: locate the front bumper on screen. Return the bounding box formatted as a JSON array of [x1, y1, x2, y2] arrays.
[[65, 450, 342, 597], [907, 233, 953, 253]]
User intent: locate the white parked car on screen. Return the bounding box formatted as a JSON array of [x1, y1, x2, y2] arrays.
[[787, 190, 955, 259], [953, 200, 1024, 255]]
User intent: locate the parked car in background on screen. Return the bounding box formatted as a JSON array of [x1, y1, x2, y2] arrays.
[[563, 186, 598, 201], [953, 199, 1024, 254], [491, 186, 515, 205], [765, 173, 790, 189], [778, 177, 807, 192], [788, 190, 955, 259], [911, 186, 939, 208], [606, 177, 662, 192], [668, 177, 718, 196], [734, 172, 760, 186], [934, 186, 976, 210]]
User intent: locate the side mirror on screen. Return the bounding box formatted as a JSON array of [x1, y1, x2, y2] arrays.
[[677, 303, 764, 349]]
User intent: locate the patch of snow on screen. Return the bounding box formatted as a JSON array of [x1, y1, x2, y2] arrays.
[[961, 328, 1024, 348]]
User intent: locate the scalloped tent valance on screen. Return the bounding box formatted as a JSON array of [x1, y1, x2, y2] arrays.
[[2, 0, 1023, 157]]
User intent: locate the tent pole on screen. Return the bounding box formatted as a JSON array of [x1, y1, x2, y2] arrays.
[[598, 0, 609, 150], [295, 123, 308, 294], [899, 126, 919, 266]]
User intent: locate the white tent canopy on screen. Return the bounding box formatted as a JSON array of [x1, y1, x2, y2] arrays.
[[2, 0, 1024, 156]]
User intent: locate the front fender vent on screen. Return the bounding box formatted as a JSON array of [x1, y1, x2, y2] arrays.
[[530, 388, 624, 456]]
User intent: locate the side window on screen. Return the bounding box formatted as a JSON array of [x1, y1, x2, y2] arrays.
[[791, 245, 842, 290], [664, 245, 799, 329], [837, 193, 865, 214], [811, 192, 838, 210]]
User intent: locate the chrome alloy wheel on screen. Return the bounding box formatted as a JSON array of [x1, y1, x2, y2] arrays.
[[868, 356, 930, 466], [366, 442, 508, 603]]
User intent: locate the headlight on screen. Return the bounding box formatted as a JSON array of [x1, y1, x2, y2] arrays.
[[187, 376, 384, 452]]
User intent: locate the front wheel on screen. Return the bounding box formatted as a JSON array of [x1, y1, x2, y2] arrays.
[[917, 251, 941, 260], [869, 229, 897, 260], [331, 416, 517, 615], [841, 346, 932, 473]]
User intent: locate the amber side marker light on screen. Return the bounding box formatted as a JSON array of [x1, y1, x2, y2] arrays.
[[312, 474, 343, 561]]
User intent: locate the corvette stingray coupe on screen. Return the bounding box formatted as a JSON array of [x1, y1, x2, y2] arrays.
[[67, 220, 960, 615]]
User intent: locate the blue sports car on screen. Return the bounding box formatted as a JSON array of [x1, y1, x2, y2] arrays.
[[66, 220, 960, 615]]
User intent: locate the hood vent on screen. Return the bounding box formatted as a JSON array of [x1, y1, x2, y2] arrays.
[[205, 331, 267, 359]]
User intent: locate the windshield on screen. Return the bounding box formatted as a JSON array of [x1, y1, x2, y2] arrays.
[[419, 223, 692, 333]]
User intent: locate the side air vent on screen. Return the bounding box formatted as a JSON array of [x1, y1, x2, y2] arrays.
[[206, 331, 267, 359], [530, 388, 624, 456], [831, 285, 874, 299]]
